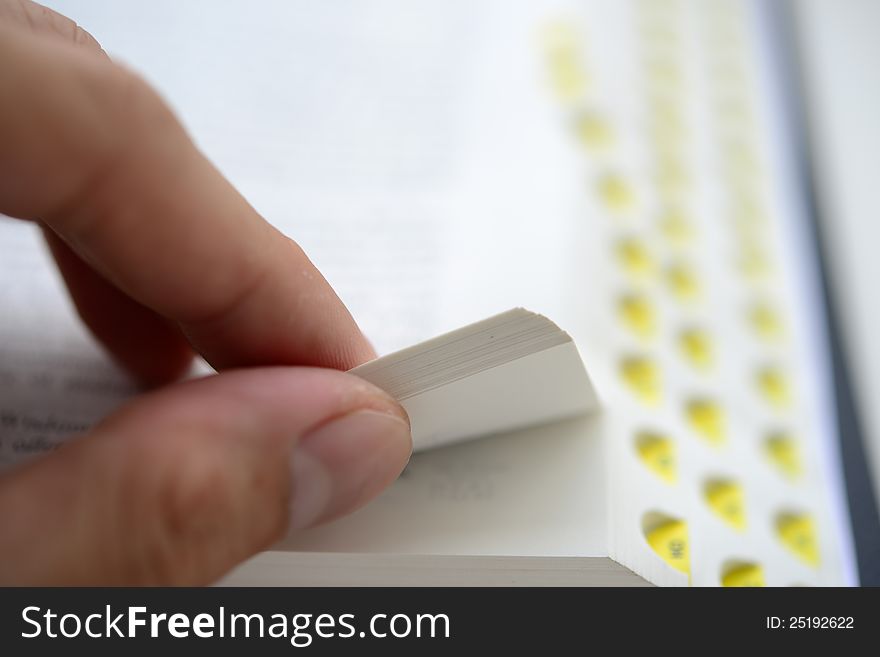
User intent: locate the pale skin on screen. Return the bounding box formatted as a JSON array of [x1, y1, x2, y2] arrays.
[[0, 1, 412, 584]]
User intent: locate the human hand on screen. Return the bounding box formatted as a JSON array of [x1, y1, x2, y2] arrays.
[[0, 1, 411, 585]]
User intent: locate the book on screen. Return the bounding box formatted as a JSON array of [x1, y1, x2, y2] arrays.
[[2, 0, 865, 586], [221, 308, 639, 586]]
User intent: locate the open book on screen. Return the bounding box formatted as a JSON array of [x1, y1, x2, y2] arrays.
[[2, 0, 862, 585], [225, 308, 641, 586]]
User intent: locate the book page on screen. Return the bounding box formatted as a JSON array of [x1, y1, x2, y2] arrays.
[[0, 0, 605, 560], [280, 414, 607, 557], [0, 220, 141, 469]]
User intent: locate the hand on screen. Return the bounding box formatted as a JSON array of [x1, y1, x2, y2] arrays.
[[0, 1, 411, 585]]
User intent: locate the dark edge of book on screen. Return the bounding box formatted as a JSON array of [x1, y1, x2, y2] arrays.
[[767, 0, 880, 585]]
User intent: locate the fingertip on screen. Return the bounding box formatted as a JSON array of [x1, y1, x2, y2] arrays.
[[289, 409, 412, 531]]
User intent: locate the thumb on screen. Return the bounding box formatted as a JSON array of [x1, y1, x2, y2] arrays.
[[0, 368, 411, 585]]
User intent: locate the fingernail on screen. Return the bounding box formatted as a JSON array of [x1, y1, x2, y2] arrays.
[[288, 409, 412, 530]]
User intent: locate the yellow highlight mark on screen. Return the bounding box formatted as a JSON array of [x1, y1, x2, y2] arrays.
[[542, 22, 587, 102], [686, 398, 725, 445], [645, 519, 689, 575], [598, 173, 635, 213], [748, 301, 784, 341], [704, 480, 746, 531], [621, 356, 661, 405], [616, 238, 655, 278], [679, 328, 712, 370], [722, 563, 765, 587], [658, 208, 694, 245], [636, 432, 676, 484], [573, 111, 613, 150], [764, 432, 802, 479], [776, 513, 820, 568], [618, 293, 656, 339], [665, 261, 700, 300], [757, 366, 791, 408]]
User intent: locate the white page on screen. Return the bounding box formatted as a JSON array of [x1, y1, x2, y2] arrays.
[[0, 0, 606, 560], [30, 0, 585, 354], [279, 414, 607, 557]]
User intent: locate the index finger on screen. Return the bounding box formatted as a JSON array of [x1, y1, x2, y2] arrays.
[[0, 24, 375, 371]]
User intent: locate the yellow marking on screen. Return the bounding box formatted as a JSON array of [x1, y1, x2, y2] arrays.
[[686, 398, 725, 445], [597, 173, 635, 213], [541, 22, 587, 102], [757, 366, 791, 408], [635, 432, 676, 484], [658, 207, 694, 245], [748, 301, 784, 341], [764, 432, 802, 479], [616, 237, 655, 278], [645, 519, 689, 575], [776, 513, 820, 567], [704, 480, 746, 531], [548, 54, 587, 102], [618, 293, 656, 339], [573, 111, 613, 150], [722, 563, 765, 587], [620, 356, 661, 404], [679, 328, 712, 370], [665, 261, 700, 300]]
